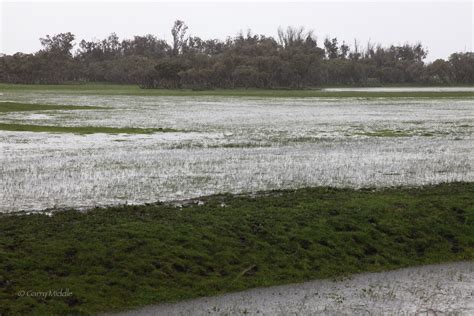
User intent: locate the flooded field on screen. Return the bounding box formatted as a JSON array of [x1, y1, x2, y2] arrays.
[[0, 93, 473, 212], [324, 87, 474, 92]]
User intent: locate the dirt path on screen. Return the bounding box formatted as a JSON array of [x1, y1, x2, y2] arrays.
[[109, 261, 473, 315]]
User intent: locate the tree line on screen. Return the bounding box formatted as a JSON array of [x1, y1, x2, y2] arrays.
[[1, 20, 473, 88]]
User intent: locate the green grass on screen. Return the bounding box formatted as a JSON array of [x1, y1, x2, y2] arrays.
[[355, 130, 412, 137], [0, 102, 107, 113], [1, 83, 473, 98], [354, 129, 450, 137], [0, 182, 472, 315], [0, 123, 178, 134]]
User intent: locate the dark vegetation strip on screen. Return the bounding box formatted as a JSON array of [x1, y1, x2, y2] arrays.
[[0, 123, 178, 134], [0, 182, 472, 315], [1, 84, 473, 98], [0, 102, 107, 113]]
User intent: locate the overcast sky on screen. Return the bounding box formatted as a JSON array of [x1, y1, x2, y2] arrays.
[[1, 0, 473, 61]]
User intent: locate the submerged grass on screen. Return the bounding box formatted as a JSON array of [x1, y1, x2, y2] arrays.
[[355, 130, 412, 137], [0, 182, 472, 315], [1, 83, 473, 98], [353, 130, 452, 137], [0, 102, 107, 113], [0, 123, 178, 134]]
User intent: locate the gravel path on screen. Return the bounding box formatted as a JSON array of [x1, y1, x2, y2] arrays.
[[109, 261, 474, 315]]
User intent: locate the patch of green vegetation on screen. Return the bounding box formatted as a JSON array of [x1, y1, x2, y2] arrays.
[[403, 120, 424, 125], [0, 123, 178, 134], [0, 182, 472, 314], [356, 129, 412, 137], [1, 83, 473, 98], [0, 102, 107, 113], [289, 136, 325, 143], [354, 129, 447, 137]]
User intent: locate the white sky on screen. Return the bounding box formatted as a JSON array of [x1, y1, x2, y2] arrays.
[[1, 0, 473, 61]]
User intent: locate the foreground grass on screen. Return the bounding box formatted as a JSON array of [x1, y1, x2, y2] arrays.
[[0, 123, 178, 134], [0, 182, 472, 315], [1, 83, 473, 98], [0, 102, 107, 113]]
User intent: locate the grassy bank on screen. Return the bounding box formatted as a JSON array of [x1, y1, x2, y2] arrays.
[[0, 102, 107, 113], [0, 102, 177, 134], [0, 182, 473, 315], [1, 83, 473, 98], [0, 123, 178, 135]]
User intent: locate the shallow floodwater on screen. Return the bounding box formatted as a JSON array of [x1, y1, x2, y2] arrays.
[[324, 86, 474, 92], [0, 93, 473, 212]]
